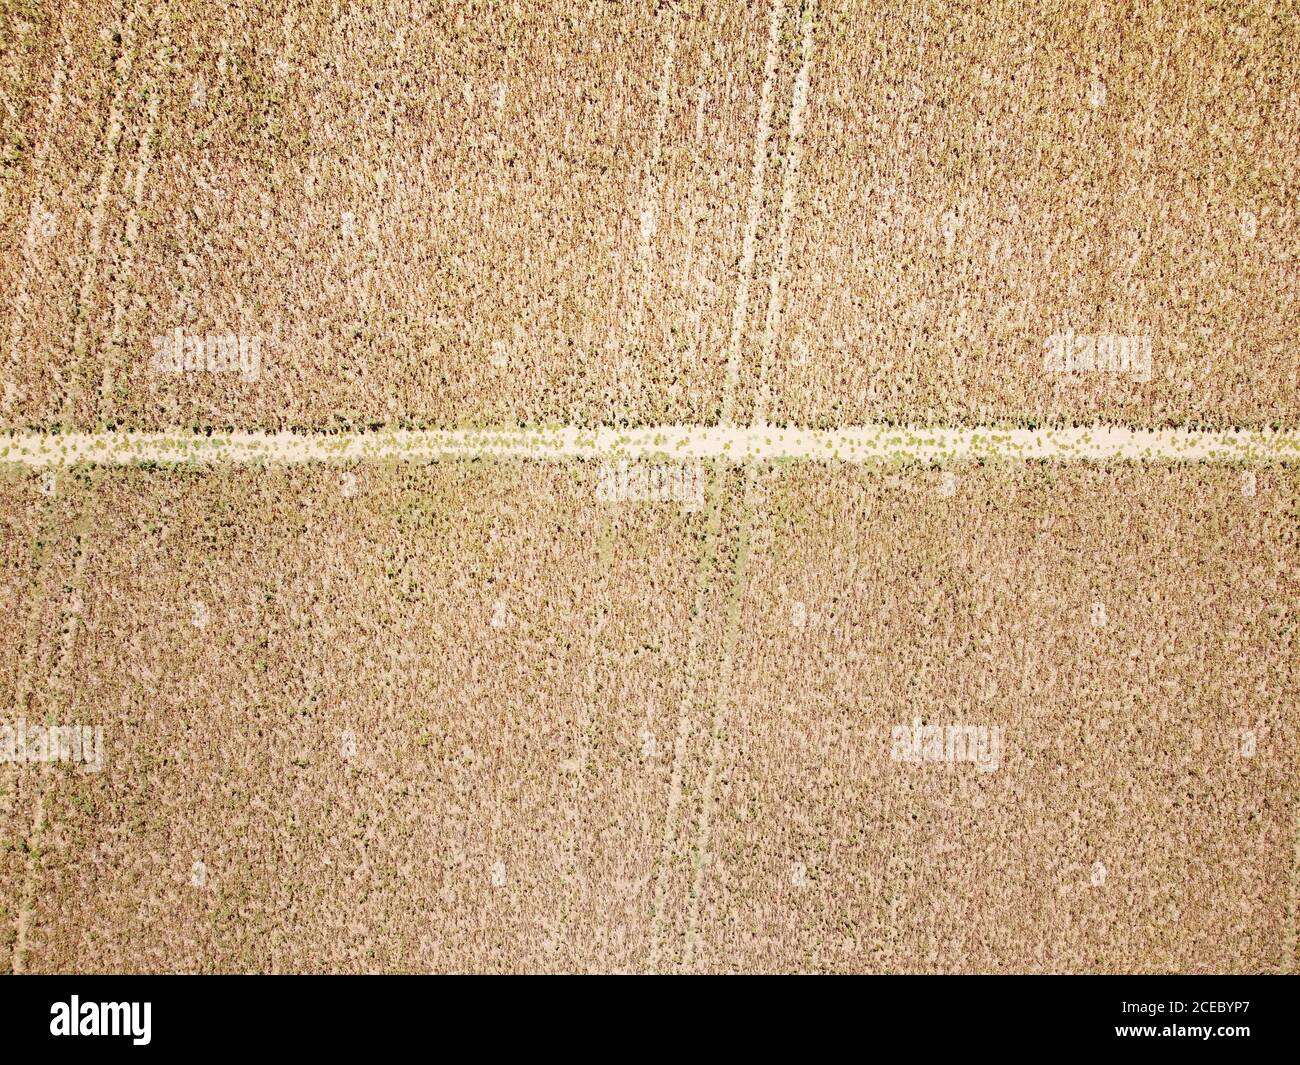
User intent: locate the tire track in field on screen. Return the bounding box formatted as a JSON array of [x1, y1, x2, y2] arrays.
[[753, 1, 815, 429], [647, 0, 788, 971], [1288, 485, 1300, 974], [11, 480, 90, 974], [101, 10, 167, 426], [1288, 485, 1300, 975], [561, 502, 612, 970], [645, 463, 730, 971], [682, 0, 816, 970], [718, 0, 785, 428], [1287, 780, 1299, 972], [3, 21, 69, 415], [590, 0, 687, 971], [64, 1, 140, 424], [679, 460, 761, 971], [6, 476, 64, 973]]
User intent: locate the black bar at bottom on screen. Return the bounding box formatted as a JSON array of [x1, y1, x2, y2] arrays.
[[1, 975, 1291, 1053]]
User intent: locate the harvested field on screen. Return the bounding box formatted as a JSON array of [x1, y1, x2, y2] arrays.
[[688, 463, 1299, 973], [0, 466, 93, 973], [3, 462, 1296, 972], [760, 1, 1300, 430], [3, 1, 1296, 432], [8, 461, 730, 972], [1, 0, 136, 427], [3, 0, 780, 430], [1, 0, 1297, 979]]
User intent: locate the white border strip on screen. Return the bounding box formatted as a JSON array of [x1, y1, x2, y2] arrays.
[[2, 425, 1297, 467]]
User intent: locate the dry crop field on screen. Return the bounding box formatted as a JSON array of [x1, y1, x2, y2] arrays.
[[0, 0, 1297, 974]]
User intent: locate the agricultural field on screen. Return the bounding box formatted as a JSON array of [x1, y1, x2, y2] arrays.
[[693, 463, 1298, 973], [5, 462, 715, 972], [3, 0, 775, 430], [4, 1, 1294, 433], [3, 462, 1295, 972], [1, 0, 1297, 977], [760, 1, 1300, 430]]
